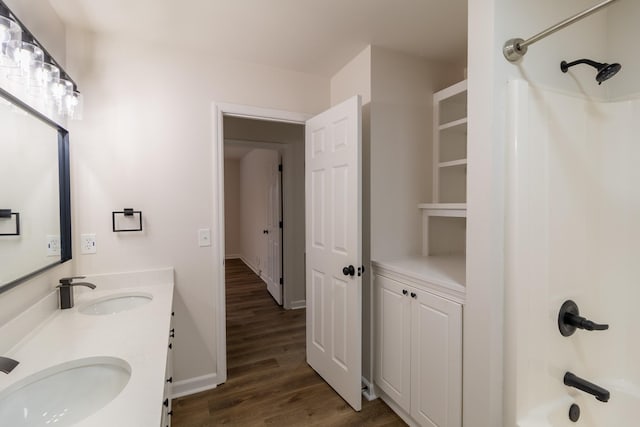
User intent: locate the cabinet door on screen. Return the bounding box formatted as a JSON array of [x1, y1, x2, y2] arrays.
[[411, 288, 462, 427], [374, 274, 412, 412]]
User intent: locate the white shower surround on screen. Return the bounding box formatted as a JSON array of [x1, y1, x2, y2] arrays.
[[506, 79, 640, 427]]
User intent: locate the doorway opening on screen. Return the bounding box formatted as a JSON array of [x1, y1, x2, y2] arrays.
[[223, 143, 284, 305], [220, 114, 307, 385], [213, 98, 364, 412]]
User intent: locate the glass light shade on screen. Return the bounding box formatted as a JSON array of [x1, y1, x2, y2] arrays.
[[6, 41, 43, 87], [14, 42, 43, 73], [33, 61, 59, 88], [64, 90, 83, 120], [51, 77, 73, 114], [0, 16, 21, 67], [51, 77, 73, 100]]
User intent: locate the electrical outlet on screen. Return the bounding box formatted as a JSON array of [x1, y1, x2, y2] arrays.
[[46, 235, 61, 257], [80, 233, 97, 254]]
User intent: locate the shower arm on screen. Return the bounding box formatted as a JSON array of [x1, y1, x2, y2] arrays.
[[503, 0, 620, 63]]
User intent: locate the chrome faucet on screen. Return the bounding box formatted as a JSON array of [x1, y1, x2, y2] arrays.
[[564, 371, 610, 402], [0, 356, 19, 374], [57, 276, 96, 309]]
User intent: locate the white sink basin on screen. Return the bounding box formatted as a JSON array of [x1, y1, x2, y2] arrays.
[[0, 357, 131, 426], [79, 292, 153, 315]]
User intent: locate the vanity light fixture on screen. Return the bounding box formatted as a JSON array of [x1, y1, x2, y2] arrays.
[[0, 0, 82, 120]]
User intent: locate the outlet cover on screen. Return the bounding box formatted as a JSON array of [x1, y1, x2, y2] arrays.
[[46, 235, 61, 257], [80, 233, 97, 254], [198, 228, 211, 247]]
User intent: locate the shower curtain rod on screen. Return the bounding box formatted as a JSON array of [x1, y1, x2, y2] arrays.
[[503, 0, 620, 62]]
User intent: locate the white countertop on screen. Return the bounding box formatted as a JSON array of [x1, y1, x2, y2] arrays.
[[0, 268, 174, 427], [372, 255, 466, 303]]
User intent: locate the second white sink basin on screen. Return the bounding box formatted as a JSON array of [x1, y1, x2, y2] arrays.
[[0, 356, 131, 426], [79, 292, 153, 315]]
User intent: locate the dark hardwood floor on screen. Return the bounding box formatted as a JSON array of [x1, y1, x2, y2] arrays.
[[172, 258, 404, 426]]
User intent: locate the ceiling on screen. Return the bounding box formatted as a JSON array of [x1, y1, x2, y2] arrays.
[[48, 0, 467, 76]]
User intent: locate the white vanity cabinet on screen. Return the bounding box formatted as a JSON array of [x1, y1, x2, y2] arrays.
[[161, 310, 175, 427], [373, 262, 463, 427]]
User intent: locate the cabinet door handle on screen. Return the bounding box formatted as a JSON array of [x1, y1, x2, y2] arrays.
[[402, 289, 408, 296], [166, 376, 173, 383], [169, 328, 175, 338], [163, 398, 169, 407], [410, 292, 417, 299]]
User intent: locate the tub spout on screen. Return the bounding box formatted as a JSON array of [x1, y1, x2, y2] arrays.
[[564, 371, 610, 402]]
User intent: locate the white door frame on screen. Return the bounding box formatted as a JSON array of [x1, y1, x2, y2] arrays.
[[212, 102, 311, 384]]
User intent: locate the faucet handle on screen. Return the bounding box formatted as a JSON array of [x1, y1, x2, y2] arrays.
[[59, 276, 87, 286], [558, 300, 609, 336]]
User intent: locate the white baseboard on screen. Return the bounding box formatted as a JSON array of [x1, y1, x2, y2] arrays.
[[225, 254, 241, 259], [239, 256, 267, 285], [289, 299, 306, 309], [171, 373, 218, 399], [361, 376, 378, 401]]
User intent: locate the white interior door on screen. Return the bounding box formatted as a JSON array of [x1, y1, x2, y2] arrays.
[[266, 155, 282, 305], [305, 95, 362, 411]]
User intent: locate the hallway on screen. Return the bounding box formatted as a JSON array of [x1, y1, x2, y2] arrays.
[[172, 258, 403, 426]]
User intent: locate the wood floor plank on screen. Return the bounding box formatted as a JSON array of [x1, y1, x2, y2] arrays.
[[172, 258, 404, 426]]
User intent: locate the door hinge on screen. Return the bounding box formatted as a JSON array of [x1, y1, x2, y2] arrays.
[[279, 221, 283, 228], [278, 164, 283, 172], [279, 277, 283, 285]]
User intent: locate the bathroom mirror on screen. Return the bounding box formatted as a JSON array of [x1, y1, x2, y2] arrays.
[[0, 87, 71, 293]]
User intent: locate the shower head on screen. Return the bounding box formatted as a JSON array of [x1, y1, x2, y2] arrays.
[[561, 59, 622, 85]]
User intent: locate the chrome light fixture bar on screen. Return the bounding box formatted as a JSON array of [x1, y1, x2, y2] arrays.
[[0, 0, 82, 119], [503, 0, 620, 62]]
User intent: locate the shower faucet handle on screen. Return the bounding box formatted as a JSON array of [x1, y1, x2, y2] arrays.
[[558, 300, 609, 337]]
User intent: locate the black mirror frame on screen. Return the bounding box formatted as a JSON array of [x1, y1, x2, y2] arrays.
[[0, 87, 72, 294]]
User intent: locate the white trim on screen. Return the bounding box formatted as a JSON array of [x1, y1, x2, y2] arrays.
[[212, 102, 311, 387], [171, 373, 218, 399], [289, 299, 306, 309], [224, 254, 241, 259], [361, 376, 377, 401], [239, 255, 263, 280]]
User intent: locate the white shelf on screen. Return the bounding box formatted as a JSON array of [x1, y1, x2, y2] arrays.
[[439, 117, 467, 131], [438, 159, 467, 168], [419, 203, 467, 218]]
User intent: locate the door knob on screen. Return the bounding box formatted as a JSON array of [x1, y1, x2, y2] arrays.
[[263, 229, 269, 234], [342, 265, 355, 276]]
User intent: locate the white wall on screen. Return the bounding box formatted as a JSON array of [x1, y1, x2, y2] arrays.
[[0, 0, 73, 328], [329, 44, 464, 391], [65, 28, 329, 384], [370, 46, 462, 261], [330, 45, 373, 385], [506, 80, 640, 427], [468, 1, 618, 425], [607, 1, 640, 99], [238, 149, 279, 276], [223, 159, 241, 257]]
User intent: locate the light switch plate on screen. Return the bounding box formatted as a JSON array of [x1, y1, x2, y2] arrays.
[[46, 235, 61, 257], [80, 233, 97, 254], [198, 228, 211, 247]]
